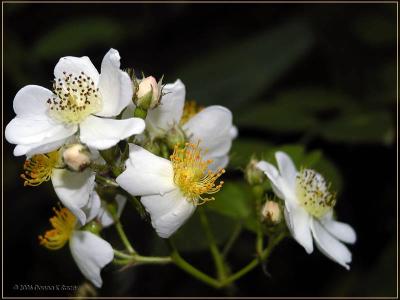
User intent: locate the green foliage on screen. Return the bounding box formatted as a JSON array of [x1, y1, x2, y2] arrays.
[[175, 21, 314, 108], [236, 87, 394, 145], [32, 18, 125, 60]]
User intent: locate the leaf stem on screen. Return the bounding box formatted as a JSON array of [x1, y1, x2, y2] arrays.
[[198, 208, 228, 281], [114, 220, 136, 254]]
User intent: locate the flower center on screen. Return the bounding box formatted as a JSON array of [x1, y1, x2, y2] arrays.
[[48, 71, 102, 124], [170, 142, 225, 205], [39, 207, 76, 250], [180, 100, 203, 125], [21, 150, 60, 186], [295, 169, 336, 219]]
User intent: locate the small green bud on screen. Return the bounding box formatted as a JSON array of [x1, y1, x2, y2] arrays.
[[245, 158, 265, 185], [165, 125, 187, 149], [62, 144, 91, 172], [82, 220, 102, 235], [143, 140, 161, 156]]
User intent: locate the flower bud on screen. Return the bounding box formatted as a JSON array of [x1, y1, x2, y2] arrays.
[[62, 144, 91, 172], [245, 158, 265, 185], [136, 76, 161, 109], [82, 220, 102, 235], [165, 125, 187, 149], [262, 200, 282, 225]]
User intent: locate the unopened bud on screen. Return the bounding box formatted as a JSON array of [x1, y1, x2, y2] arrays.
[[82, 220, 102, 235], [143, 140, 161, 156], [262, 201, 282, 225], [166, 125, 187, 149], [136, 76, 161, 109], [62, 144, 91, 172], [245, 158, 265, 185]]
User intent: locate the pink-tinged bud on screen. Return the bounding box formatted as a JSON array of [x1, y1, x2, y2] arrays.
[[137, 76, 160, 109], [262, 201, 282, 225], [62, 144, 91, 172]]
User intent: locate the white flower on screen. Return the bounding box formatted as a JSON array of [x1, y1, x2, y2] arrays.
[[21, 148, 98, 225], [39, 202, 113, 288], [116, 143, 225, 238], [256, 151, 356, 269], [125, 79, 237, 169], [5, 48, 145, 157]]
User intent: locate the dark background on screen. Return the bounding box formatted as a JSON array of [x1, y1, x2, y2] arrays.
[[3, 2, 397, 297]]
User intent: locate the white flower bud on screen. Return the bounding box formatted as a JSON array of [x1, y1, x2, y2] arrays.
[[62, 144, 91, 172], [136, 76, 160, 109], [262, 201, 282, 225]]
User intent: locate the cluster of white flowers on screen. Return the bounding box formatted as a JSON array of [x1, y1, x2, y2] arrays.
[[5, 48, 356, 289]]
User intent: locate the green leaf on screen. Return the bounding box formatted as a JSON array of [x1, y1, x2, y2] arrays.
[[175, 21, 314, 108], [230, 139, 272, 168], [352, 13, 396, 47], [32, 18, 125, 60], [319, 110, 393, 145], [171, 210, 236, 252], [207, 182, 252, 220]]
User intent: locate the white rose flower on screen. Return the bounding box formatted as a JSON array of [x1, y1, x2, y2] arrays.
[[257, 151, 356, 269], [5, 48, 145, 157], [125, 79, 237, 169], [116, 143, 225, 238]]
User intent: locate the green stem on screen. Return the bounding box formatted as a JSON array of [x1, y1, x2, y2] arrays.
[[171, 250, 221, 289], [221, 232, 286, 287], [114, 220, 136, 254], [198, 208, 227, 281], [222, 223, 242, 258], [114, 250, 172, 265], [134, 255, 172, 264]]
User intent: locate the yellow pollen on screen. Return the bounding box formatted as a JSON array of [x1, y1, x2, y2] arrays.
[[48, 71, 102, 124], [170, 142, 225, 205], [39, 206, 76, 250], [21, 150, 60, 186], [180, 100, 204, 125], [296, 168, 336, 219]]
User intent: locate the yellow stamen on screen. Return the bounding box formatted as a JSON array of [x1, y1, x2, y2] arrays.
[[21, 150, 60, 186], [296, 168, 336, 219], [170, 142, 225, 205], [180, 100, 203, 125], [39, 206, 76, 250]]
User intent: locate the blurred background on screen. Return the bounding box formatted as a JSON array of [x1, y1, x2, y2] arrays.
[[3, 2, 397, 297]]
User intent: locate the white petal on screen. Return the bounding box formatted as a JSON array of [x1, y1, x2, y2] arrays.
[[12, 85, 53, 118], [69, 231, 113, 288], [284, 203, 313, 254], [13, 137, 69, 157], [116, 144, 175, 196], [5, 117, 76, 145], [230, 125, 239, 139], [310, 218, 352, 270], [183, 105, 233, 158], [97, 194, 127, 228], [51, 169, 96, 225], [146, 79, 185, 137], [54, 56, 99, 84], [256, 161, 285, 199], [6, 117, 77, 156], [96, 49, 133, 117], [208, 155, 229, 170], [79, 115, 145, 150], [141, 189, 196, 238], [320, 213, 357, 244], [275, 151, 297, 190], [84, 191, 102, 223]]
